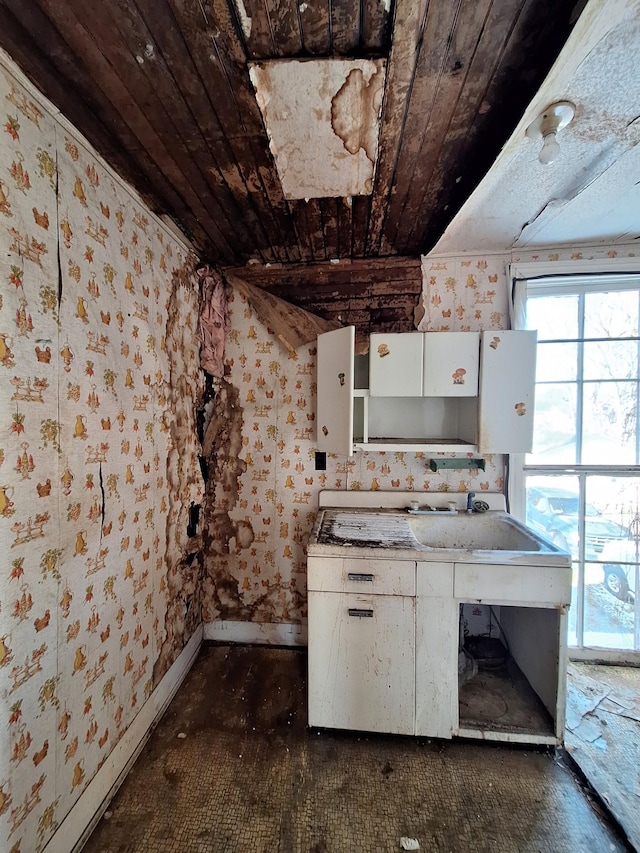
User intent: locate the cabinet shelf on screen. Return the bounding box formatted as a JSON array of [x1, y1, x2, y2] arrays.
[[353, 439, 478, 453], [458, 658, 555, 740]]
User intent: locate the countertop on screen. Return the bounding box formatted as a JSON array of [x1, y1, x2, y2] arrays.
[[307, 506, 572, 567]]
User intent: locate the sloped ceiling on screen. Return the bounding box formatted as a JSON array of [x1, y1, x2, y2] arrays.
[[432, 0, 640, 255], [0, 0, 577, 268]]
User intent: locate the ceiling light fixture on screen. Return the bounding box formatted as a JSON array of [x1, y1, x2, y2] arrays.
[[526, 101, 575, 165]]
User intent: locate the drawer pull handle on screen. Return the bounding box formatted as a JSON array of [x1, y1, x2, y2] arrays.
[[348, 608, 374, 618], [347, 572, 374, 582]]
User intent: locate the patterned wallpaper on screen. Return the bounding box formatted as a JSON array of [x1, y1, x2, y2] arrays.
[[201, 272, 508, 630], [418, 254, 509, 333], [203, 244, 640, 632], [0, 61, 203, 852], [511, 246, 638, 264], [419, 245, 640, 334]]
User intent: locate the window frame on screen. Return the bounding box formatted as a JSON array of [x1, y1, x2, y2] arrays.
[[508, 257, 640, 659]]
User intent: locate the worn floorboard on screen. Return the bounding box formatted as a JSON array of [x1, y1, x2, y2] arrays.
[[566, 662, 640, 852], [82, 644, 629, 853]]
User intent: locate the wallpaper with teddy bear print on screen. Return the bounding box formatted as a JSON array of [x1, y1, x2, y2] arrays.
[[0, 57, 204, 853]]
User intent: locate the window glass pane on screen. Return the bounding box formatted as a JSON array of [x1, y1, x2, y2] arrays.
[[524, 475, 640, 650], [536, 341, 577, 382], [524, 283, 640, 654], [528, 383, 577, 465], [584, 290, 639, 338], [583, 476, 639, 650], [583, 340, 638, 381], [585, 474, 640, 542], [525, 474, 581, 556], [527, 294, 578, 339], [583, 560, 634, 650], [581, 381, 638, 465]]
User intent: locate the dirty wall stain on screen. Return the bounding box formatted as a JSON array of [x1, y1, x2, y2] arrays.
[[154, 265, 205, 684], [200, 288, 313, 626], [200, 376, 255, 620], [331, 63, 385, 166]]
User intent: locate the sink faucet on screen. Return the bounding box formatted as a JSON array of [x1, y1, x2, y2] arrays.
[[466, 492, 476, 513]]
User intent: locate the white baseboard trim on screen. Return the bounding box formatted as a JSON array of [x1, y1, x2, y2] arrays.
[[203, 619, 307, 647], [44, 625, 203, 853]]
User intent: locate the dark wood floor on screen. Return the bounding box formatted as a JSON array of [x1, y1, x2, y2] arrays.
[[83, 643, 630, 852]]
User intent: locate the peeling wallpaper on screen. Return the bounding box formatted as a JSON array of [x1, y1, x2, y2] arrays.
[[0, 61, 203, 852], [201, 276, 508, 631], [203, 244, 640, 633]]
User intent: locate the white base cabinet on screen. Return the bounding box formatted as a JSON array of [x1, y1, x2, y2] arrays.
[[308, 553, 568, 744], [307, 591, 415, 735]]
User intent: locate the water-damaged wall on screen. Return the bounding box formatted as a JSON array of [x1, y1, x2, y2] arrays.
[[200, 279, 508, 638], [202, 244, 640, 639], [0, 58, 203, 852]]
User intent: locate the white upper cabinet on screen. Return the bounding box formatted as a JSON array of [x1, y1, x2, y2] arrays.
[[478, 330, 537, 453], [369, 332, 424, 396], [317, 325, 354, 456], [316, 326, 537, 455], [423, 332, 479, 397]]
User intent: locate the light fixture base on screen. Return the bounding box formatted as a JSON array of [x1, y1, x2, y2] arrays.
[[526, 101, 575, 142]]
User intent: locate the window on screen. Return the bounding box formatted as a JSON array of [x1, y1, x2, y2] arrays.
[[510, 267, 640, 657]]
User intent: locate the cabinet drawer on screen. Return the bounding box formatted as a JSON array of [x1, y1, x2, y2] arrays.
[[307, 557, 415, 596], [454, 563, 571, 605]]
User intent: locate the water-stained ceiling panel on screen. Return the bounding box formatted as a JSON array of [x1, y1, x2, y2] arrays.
[[250, 59, 386, 199]]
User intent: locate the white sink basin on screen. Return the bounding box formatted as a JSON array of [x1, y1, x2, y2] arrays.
[[407, 512, 550, 552]]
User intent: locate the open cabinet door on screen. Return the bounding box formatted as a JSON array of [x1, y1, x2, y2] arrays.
[[317, 325, 354, 456], [478, 330, 537, 453]]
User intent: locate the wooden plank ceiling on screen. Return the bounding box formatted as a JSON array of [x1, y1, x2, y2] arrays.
[[0, 0, 576, 334]]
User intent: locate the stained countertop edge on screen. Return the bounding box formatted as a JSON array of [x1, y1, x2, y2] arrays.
[[308, 507, 573, 567], [307, 541, 573, 566]]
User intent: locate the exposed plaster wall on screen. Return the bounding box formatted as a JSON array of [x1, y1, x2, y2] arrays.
[[0, 57, 203, 852]]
